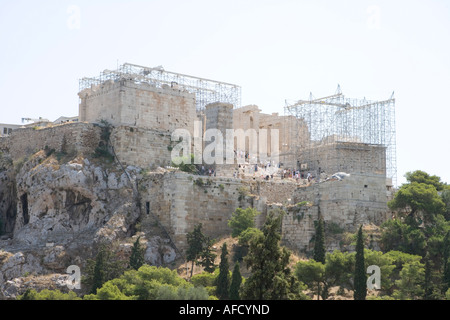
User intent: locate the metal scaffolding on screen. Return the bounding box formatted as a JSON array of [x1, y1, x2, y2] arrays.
[[284, 86, 397, 186], [79, 63, 242, 111]]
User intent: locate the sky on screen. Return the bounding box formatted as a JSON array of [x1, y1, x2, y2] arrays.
[[0, 0, 449, 186]]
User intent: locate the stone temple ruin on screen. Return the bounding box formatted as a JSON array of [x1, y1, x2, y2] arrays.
[[0, 63, 397, 254]]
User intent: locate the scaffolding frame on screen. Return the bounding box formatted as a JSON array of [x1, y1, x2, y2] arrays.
[[79, 63, 242, 111], [284, 86, 397, 186]]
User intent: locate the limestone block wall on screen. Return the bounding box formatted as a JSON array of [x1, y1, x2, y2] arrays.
[[233, 105, 261, 133], [292, 173, 389, 227], [110, 126, 173, 168], [204, 102, 234, 165], [269, 174, 390, 253], [257, 179, 298, 204], [1, 123, 101, 161], [139, 172, 248, 251], [259, 113, 310, 163], [79, 80, 196, 135], [278, 203, 319, 253], [302, 142, 386, 176], [79, 80, 122, 126]]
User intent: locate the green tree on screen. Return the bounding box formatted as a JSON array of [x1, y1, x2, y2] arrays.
[[382, 171, 449, 260], [423, 254, 433, 299], [405, 170, 446, 191], [324, 250, 354, 293], [364, 249, 395, 293], [443, 231, 450, 293], [83, 265, 213, 300], [84, 243, 128, 294], [84, 282, 136, 300], [216, 243, 230, 300], [91, 247, 106, 294], [234, 227, 263, 262], [380, 219, 410, 253], [441, 187, 450, 221], [199, 238, 217, 273], [186, 224, 206, 278], [295, 259, 325, 300], [393, 261, 425, 300], [353, 226, 367, 300], [388, 182, 445, 224], [241, 210, 305, 300], [18, 289, 81, 300], [129, 236, 145, 271], [229, 262, 242, 300], [313, 218, 326, 264], [238, 227, 263, 246], [191, 271, 217, 287], [228, 207, 260, 238]]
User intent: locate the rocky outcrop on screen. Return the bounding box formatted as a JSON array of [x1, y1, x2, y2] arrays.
[[0, 150, 178, 299]]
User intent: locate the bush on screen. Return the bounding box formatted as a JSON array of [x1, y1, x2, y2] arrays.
[[228, 208, 260, 238], [18, 289, 81, 300], [84, 265, 214, 300]]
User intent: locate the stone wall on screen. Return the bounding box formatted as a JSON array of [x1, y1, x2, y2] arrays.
[[110, 125, 173, 168], [138, 172, 248, 251], [259, 113, 310, 166], [0, 123, 101, 161], [0, 122, 186, 170], [279, 173, 391, 253], [79, 79, 196, 135], [232, 105, 310, 167], [301, 141, 386, 176], [204, 102, 234, 166], [293, 173, 389, 227], [135, 171, 391, 255], [257, 179, 298, 204]]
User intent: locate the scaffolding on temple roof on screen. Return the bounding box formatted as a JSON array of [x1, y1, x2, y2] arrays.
[[79, 62, 242, 112], [283, 85, 397, 186]]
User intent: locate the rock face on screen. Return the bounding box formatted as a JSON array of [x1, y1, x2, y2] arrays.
[[0, 151, 178, 299], [10, 151, 138, 247]]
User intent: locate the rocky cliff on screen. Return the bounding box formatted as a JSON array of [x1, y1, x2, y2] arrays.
[[0, 150, 176, 299]]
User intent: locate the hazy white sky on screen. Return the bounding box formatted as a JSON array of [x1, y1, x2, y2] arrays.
[[1, 0, 449, 186]]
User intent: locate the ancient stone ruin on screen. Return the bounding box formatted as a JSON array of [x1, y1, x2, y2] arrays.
[[0, 63, 397, 297]]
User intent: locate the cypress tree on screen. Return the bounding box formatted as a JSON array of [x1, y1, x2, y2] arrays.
[[229, 262, 242, 300], [91, 247, 106, 294], [200, 238, 217, 273], [129, 236, 145, 270], [186, 224, 206, 278], [216, 243, 230, 300], [353, 225, 367, 300], [313, 218, 326, 264]]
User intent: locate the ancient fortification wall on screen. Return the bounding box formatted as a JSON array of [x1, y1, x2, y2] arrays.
[[279, 173, 390, 252], [138, 172, 249, 251], [304, 141, 386, 176], [111, 125, 173, 169], [0, 66, 393, 257], [79, 79, 196, 135], [134, 170, 391, 254], [0, 123, 101, 161]]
